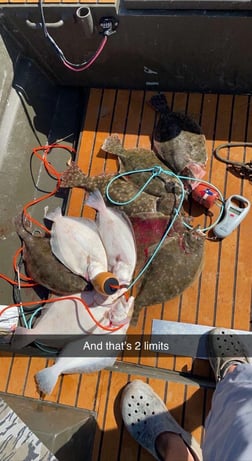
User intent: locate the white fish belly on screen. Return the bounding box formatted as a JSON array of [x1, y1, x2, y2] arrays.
[[33, 295, 110, 336], [53, 355, 117, 375], [97, 213, 136, 276], [50, 216, 108, 279]]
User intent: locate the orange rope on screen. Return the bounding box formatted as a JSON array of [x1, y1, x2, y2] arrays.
[[0, 274, 37, 288], [22, 144, 76, 234], [12, 245, 34, 282], [0, 296, 126, 332], [1, 144, 127, 332], [0, 144, 73, 289], [6, 144, 75, 286]]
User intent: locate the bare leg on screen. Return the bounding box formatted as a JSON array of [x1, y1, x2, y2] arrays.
[[121, 380, 202, 461]]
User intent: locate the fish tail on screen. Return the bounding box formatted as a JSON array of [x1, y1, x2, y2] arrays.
[[44, 206, 62, 222], [12, 326, 34, 349], [35, 365, 59, 395], [101, 134, 125, 157], [149, 94, 171, 114], [60, 162, 88, 189], [85, 189, 106, 212]]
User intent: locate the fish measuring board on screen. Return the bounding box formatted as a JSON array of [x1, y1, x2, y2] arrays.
[[151, 320, 252, 359]]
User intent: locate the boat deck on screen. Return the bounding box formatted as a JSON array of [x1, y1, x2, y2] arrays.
[[1, 89, 252, 460]]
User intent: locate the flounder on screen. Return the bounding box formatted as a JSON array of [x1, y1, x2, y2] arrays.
[[14, 213, 87, 295], [60, 162, 178, 217], [150, 94, 207, 189], [45, 207, 108, 282], [13, 290, 134, 349], [34, 295, 134, 395], [130, 212, 171, 265], [85, 189, 137, 285], [101, 134, 182, 198], [131, 228, 205, 324], [130, 213, 188, 266]]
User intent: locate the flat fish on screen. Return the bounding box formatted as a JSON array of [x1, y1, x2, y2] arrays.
[[131, 229, 205, 324], [130, 212, 171, 265], [60, 162, 177, 217], [101, 134, 181, 198], [12, 292, 107, 349], [34, 295, 134, 395], [130, 213, 192, 264], [86, 189, 137, 285], [12, 290, 133, 349], [150, 94, 207, 189], [45, 207, 108, 282], [14, 213, 87, 295]]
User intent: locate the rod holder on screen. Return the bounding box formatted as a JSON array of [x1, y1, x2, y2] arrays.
[[75, 7, 94, 38]]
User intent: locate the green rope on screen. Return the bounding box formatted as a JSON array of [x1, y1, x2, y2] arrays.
[[105, 165, 224, 289]]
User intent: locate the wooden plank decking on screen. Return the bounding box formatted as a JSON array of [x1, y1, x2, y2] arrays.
[[1, 89, 252, 460]]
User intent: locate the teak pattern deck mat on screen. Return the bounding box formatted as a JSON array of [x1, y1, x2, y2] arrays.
[[1, 89, 252, 460]]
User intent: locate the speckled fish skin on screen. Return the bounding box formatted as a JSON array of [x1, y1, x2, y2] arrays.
[[150, 94, 207, 176], [60, 162, 178, 217], [14, 213, 87, 295], [101, 134, 181, 198], [131, 229, 205, 325]]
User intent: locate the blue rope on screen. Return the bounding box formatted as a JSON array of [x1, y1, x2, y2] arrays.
[[28, 307, 43, 329], [105, 165, 224, 290], [19, 166, 224, 341], [106, 166, 181, 206], [15, 303, 58, 355], [27, 306, 58, 355]]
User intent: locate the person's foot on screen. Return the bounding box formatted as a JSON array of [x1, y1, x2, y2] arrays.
[[207, 327, 250, 381], [120, 379, 202, 461], [156, 432, 194, 461]]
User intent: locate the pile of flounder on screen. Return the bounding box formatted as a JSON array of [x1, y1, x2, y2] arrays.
[[12, 94, 208, 393], [60, 94, 207, 323], [15, 94, 208, 323]]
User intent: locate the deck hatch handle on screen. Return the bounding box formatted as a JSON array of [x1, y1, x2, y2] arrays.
[[26, 19, 64, 29]]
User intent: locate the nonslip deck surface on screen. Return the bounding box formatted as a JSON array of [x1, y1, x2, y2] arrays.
[[1, 89, 252, 460]]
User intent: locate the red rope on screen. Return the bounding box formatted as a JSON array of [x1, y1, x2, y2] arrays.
[[0, 296, 126, 332], [0, 144, 126, 331]]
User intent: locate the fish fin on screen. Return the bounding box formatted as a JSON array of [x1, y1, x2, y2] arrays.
[[44, 206, 62, 222], [130, 211, 165, 220], [60, 162, 86, 188], [149, 94, 171, 114], [85, 189, 106, 212], [116, 210, 137, 251], [101, 203, 137, 257], [14, 213, 28, 239], [35, 365, 59, 395], [101, 134, 125, 158], [125, 295, 135, 318], [68, 216, 98, 233]]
